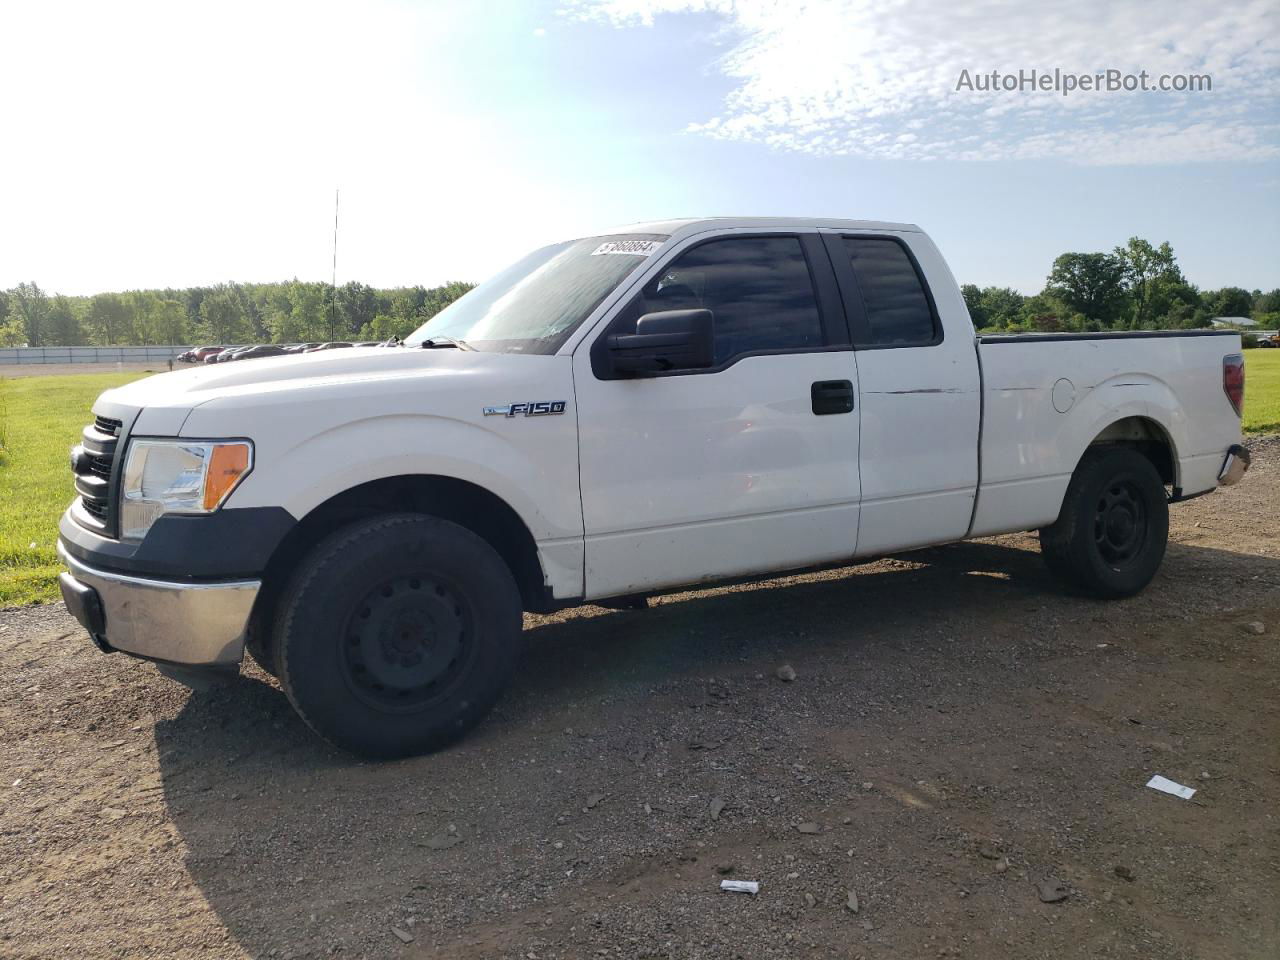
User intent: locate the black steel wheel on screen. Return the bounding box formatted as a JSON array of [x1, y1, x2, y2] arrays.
[[275, 514, 523, 758], [1093, 479, 1149, 566], [1040, 446, 1168, 599], [343, 575, 475, 712]]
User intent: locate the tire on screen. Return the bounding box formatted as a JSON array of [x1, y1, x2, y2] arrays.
[[1039, 446, 1169, 599], [275, 514, 523, 758], [244, 617, 278, 678]]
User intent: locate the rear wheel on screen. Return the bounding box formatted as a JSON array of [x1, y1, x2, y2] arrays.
[[1039, 447, 1169, 599], [276, 514, 523, 758]]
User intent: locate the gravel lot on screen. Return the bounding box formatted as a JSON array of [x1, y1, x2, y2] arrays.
[[3, 440, 1278, 960]]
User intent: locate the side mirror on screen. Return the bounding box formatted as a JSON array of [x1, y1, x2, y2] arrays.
[[606, 309, 714, 376]]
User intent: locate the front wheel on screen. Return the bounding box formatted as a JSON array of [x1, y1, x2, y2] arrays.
[[1039, 447, 1169, 599], [275, 514, 523, 758]]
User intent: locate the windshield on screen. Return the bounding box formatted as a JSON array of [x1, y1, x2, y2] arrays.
[[404, 234, 668, 354]]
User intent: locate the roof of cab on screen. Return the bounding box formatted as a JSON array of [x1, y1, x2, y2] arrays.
[[605, 217, 922, 238]]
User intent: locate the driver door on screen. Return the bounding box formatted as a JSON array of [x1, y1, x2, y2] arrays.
[[571, 229, 863, 600]]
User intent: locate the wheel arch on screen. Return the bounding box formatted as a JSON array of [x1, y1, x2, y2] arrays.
[[248, 475, 555, 665], [1082, 415, 1179, 489]]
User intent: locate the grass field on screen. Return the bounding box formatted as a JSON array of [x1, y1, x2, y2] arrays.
[[1245, 347, 1280, 433], [0, 372, 149, 606], [1, 352, 1278, 607]]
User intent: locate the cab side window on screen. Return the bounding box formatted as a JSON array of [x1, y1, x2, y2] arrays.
[[843, 237, 937, 346], [615, 235, 824, 366]]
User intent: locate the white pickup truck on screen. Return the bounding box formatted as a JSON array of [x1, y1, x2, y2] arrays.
[[57, 218, 1250, 757]]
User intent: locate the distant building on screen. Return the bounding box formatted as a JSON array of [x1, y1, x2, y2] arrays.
[[1211, 316, 1256, 328]]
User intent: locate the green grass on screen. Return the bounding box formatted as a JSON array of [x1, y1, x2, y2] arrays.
[[1243, 349, 1280, 434], [0, 372, 150, 606], [0, 355, 1277, 607]]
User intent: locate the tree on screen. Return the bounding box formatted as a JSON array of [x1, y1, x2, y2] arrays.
[[287, 282, 330, 342], [0, 290, 23, 346], [961, 284, 1024, 331], [1016, 291, 1071, 332], [124, 291, 158, 344], [261, 284, 298, 343], [978, 287, 1024, 329], [336, 282, 380, 339], [85, 293, 131, 344], [45, 296, 86, 345], [1203, 287, 1253, 319], [1047, 252, 1127, 326], [961, 284, 985, 327], [153, 299, 188, 345], [1114, 238, 1182, 328], [197, 285, 252, 344], [1254, 289, 1280, 316], [184, 287, 208, 333], [9, 282, 51, 346]]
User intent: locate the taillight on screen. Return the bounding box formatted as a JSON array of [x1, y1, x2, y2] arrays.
[[1223, 354, 1245, 417]]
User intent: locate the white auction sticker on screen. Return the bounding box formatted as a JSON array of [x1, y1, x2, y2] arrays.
[[591, 239, 663, 257], [1146, 775, 1196, 800]]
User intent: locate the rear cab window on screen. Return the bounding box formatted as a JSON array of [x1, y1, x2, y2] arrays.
[[839, 236, 940, 347]]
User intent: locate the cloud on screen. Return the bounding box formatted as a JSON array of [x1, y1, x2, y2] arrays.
[[563, 0, 1280, 164]]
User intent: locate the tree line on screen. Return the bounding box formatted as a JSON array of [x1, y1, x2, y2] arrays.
[[0, 280, 474, 348], [1, 235, 1276, 347], [964, 236, 1278, 336]]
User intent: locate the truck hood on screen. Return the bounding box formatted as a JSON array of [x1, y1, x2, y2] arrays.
[[95, 347, 567, 436]]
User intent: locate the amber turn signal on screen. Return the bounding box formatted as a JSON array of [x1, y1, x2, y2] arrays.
[[202, 443, 252, 510]]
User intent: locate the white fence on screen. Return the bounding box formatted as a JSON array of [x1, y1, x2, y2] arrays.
[[0, 345, 193, 365]]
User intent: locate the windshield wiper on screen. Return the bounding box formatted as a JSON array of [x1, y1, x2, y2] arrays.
[[418, 336, 473, 351]]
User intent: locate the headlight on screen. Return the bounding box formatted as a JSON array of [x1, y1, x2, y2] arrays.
[[119, 439, 253, 540]]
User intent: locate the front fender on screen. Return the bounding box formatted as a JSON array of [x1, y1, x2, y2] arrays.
[[225, 411, 583, 543]]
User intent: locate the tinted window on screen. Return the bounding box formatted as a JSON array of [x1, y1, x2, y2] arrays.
[[618, 235, 824, 365], [844, 237, 937, 345]]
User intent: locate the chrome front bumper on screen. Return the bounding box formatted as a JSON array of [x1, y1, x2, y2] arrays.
[[56, 542, 259, 667]]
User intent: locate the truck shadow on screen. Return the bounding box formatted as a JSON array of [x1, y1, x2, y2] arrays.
[[152, 537, 1279, 956]]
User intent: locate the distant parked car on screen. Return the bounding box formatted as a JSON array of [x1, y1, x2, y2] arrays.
[[305, 342, 353, 352], [283, 342, 320, 353], [206, 346, 244, 363], [194, 346, 226, 362], [233, 345, 289, 361]]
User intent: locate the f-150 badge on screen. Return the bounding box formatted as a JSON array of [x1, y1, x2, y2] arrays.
[[483, 401, 567, 417]]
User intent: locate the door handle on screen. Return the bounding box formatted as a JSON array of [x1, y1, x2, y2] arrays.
[[811, 379, 854, 415]]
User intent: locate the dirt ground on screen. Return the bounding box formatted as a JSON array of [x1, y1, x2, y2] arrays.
[[3, 442, 1278, 960]]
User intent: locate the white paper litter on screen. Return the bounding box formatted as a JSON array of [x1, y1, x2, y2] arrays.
[[1146, 775, 1196, 800], [720, 880, 760, 894]]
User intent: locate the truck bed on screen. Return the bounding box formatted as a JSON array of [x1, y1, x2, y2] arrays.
[[970, 329, 1242, 537]]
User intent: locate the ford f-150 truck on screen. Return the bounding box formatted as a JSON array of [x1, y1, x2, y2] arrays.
[[56, 218, 1251, 757]]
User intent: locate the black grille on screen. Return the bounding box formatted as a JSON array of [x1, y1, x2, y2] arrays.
[[88, 454, 113, 479], [72, 415, 124, 534], [81, 497, 110, 522]]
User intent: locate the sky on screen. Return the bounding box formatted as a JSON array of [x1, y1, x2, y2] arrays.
[[1, 0, 1277, 296]]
